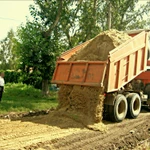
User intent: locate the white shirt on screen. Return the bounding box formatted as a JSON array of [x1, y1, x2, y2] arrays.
[[0, 76, 4, 86]]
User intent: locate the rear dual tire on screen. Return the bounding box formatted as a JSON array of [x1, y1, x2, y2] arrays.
[[105, 93, 141, 122], [109, 94, 128, 122], [126, 93, 141, 118]]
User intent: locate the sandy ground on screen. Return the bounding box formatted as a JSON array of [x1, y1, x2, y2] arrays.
[[0, 108, 149, 150]]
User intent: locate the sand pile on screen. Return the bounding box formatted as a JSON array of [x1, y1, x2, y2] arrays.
[[57, 29, 131, 125], [58, 85, 104, 124], [69, 29, 131, 61]]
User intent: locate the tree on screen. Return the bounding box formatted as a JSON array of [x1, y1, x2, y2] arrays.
[[99, 0, 150, 30], [59, 0, 150, 49], [59, 0, 102, 48], [0, 29, 18, 70], [17, 0, 64, 95], [16, 0, 150, 96]]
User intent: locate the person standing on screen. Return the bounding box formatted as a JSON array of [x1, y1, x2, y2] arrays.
[[0, 72, 5, 102]]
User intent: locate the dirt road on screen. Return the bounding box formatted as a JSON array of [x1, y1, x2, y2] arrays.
[[0, 108, 149, 150]]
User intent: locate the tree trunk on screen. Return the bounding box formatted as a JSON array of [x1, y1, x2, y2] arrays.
[[107, 2, 112, 29], [42, 79, 49, 96], [44, 0, 63, 37]]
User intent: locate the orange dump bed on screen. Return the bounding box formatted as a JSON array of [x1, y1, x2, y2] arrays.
[[52, 61, 107, 87], [52, 31, 149, 93]]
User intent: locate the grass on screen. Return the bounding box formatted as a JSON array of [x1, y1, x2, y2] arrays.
[[0, 83, 58, 114]]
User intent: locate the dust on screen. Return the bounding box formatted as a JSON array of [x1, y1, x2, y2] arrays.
[[58, 29, 131, 130]]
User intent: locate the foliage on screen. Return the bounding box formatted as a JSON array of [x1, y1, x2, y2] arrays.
[[0, 29, 18, 70], [106, 0, 150, 30], [58, 0, 102, 49], [20, 70, 42, 89], [16, 0, 64, 95], [16, 21, 61, 92], [0, 70, 20, 84], [0, 83, 58, 114], [0, 69, 42, 89], [55, 0, 150, 49], [4, 70, 21, 84], [13, 0, 150, 96]]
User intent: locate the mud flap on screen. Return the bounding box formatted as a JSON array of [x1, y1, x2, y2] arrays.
[[104, 93, 117, 105]]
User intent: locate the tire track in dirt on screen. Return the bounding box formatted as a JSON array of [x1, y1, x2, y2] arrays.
[[24, 112, 150, 150], [37, 114, 149, 150], [0, 119, 84, 150], [0, 111, 149, 150]]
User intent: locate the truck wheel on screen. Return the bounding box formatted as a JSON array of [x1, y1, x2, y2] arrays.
[[127, 93, 141, 118], [109, 94, 128, 122]]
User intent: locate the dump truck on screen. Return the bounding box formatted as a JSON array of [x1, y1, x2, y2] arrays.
[[51, 30, 150, 122]]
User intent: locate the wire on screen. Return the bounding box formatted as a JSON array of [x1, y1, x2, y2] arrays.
[[0, 17, 21, 22]]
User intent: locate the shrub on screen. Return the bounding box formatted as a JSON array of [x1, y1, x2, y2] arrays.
[[4, 70, 21, 83]]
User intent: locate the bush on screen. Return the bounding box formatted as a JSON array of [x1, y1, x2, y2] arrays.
[[1, 70, 42, 89], [20, 71, 42, 89], [2, 70, 44, 89], [5, 83, 42, 98], [4, 70, 21, 83]]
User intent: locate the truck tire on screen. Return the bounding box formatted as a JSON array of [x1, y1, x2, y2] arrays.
[[126, 93, 141, 118], [109, 94, 128, 122]]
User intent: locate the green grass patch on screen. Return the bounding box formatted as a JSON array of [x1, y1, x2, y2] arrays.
[[0, 83, 58, 114]]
